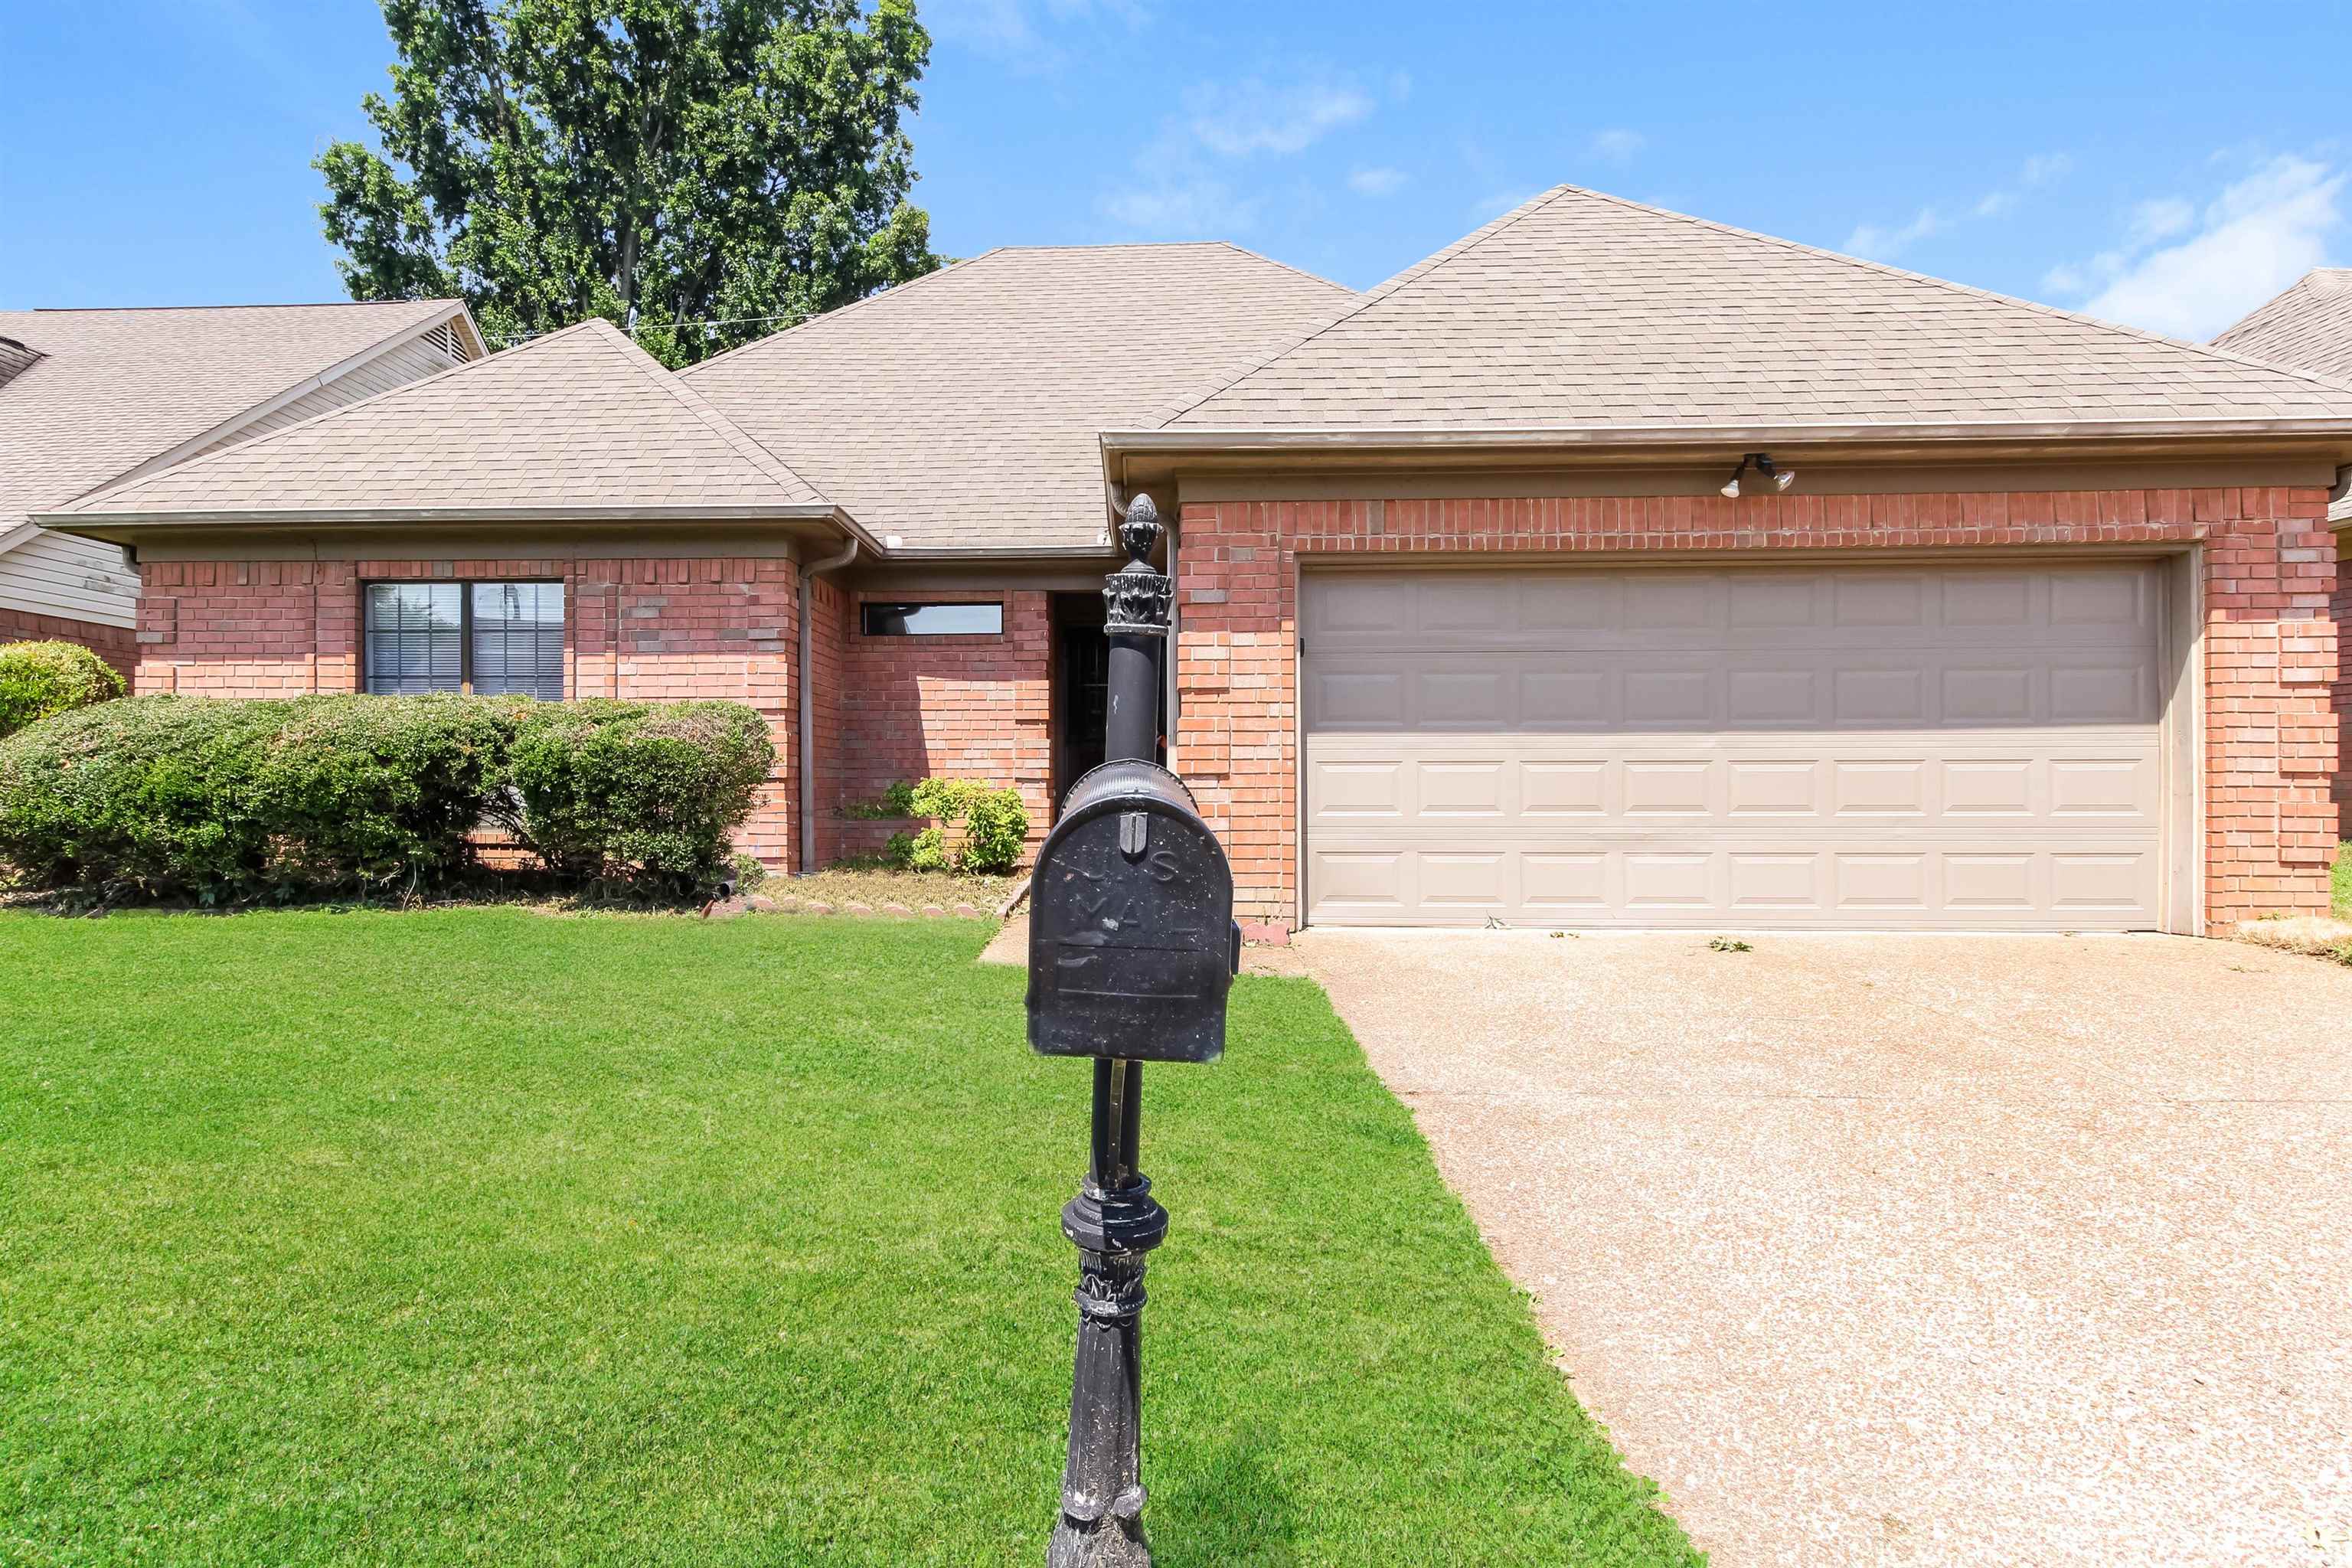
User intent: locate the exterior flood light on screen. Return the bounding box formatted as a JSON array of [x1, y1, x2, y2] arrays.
[[1721, 452, 1796, 498]]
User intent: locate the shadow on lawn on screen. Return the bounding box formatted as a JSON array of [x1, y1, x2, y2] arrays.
[[1152, 1442, 1303, 1567]]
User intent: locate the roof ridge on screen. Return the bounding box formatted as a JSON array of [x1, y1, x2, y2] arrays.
[[1155, 187, 1578, 429], [15, 299, 460, 315], [1211, 240, 1354, 296], [678, 253, 998, 380], [1547, 182, 2352, 402], [583, 319, 825, 503], [60, 316, 608, 511]]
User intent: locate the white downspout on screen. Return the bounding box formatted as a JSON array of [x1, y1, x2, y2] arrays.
[[797, 536, 860, 875]]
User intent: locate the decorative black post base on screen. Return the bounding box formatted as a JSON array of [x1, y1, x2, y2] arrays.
[[1048, 1165, 1167, 1568]]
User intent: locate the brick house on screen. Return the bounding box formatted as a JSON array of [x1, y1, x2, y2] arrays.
[[0, 300, 483, 675], [2213, 269, 2352, 840], [38, 187, 2349, 936]]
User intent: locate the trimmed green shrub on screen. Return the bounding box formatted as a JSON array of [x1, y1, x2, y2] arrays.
[[503, 701, 773, 890], [871, 776, 1030, 874], [0, 640, 124, 740], [959, 787, 1029, 874], [0, 694, 773, 901], [0, 694, 517, 899]]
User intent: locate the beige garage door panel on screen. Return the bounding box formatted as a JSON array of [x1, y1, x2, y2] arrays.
[[1302, 564, 2165, 930]]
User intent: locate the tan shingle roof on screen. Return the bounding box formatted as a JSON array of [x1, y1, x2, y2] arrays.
[[682, 244, 1353, 551], [2210, 270, 2352, 523], [2212, 269, 2352, 384], [56, 318, 826, 522], [1164, 185, 2352, 434], [0, 299, 462, 530]]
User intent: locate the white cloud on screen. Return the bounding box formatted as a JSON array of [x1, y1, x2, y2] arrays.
[[1853, 151, 2074, 260], [1183, 78, 1373, 158], [1102, 68, 1380, 236], [1348, 166, 1409, 197], [2127, 196, 2194, 244], [1844, 206, 1944, 261], [1589, 128, 1644, 164], [1100, 177, 1258, 237], [2062, 155, 2343, 338], [2021, 152, 2074, 187], [925, 0, 1148, 66]]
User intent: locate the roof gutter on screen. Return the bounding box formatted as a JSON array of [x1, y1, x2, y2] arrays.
[[1102, 414, 2352, 460], [34, 501, 884, 554]]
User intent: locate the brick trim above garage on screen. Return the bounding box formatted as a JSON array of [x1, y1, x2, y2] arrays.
[[1173, 485, 2339, 933]]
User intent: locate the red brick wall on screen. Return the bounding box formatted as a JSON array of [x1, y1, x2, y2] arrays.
[[831, 591, 1054, 862], [134, 555, 805, 867], [1175, 486, 2340, 933], [2336, 528, 2351, 843], [805, 572, 850, 869], [0, 605, 138, 681]]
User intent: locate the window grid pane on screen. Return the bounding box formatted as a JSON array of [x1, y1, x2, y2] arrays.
[[364, 583, 461, 693], [469, 581, 564, 700]]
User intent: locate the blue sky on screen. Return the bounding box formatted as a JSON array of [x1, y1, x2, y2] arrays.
[[2, 0, 2344, 341]]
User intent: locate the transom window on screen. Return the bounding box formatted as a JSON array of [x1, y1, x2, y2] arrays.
[[859, 600, 1002, 637], [364, 581, 564, 699]]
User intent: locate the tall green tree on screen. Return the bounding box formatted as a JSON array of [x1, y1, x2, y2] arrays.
[[317, 0, 939, 366]]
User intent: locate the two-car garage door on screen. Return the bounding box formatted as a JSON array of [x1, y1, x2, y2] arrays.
[[1302, 562, 2170, 930]]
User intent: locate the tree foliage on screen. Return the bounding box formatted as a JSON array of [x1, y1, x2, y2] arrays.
[[318, 0, 939, 365]]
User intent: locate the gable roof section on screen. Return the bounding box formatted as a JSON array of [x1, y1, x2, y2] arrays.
[[682, 244, 1353, 552], [2212, 269, 2352, 384], [0, 299, 470, 534], [51, 318, 831, 528], [1159, 186, 2352, 439], [2212, 269, 2352, 523]]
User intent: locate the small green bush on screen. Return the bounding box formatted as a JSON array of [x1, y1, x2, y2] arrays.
[[0, 640, 124, 740], [0, 694, 516, 899], [504, 701, 773, 891], [868, 776, 1029, 874], [959, 787, 1029, 874]]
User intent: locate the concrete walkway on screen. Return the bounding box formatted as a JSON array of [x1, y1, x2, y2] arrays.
[[1295, 929, 2352, 1568]]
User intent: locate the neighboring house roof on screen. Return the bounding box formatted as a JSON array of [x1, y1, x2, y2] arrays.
[[1, 298, 478, 630], [2212, 268, 2352, 524], [2212, 268, 2352, 382], [53, 318, 837, 530], [0, 299, 474, 531], [681, 244, 1354, 554], [1151, 185, 2352, 439]]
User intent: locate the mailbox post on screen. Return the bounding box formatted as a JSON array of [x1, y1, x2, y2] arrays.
[[1027, 495, 1236, 1568]]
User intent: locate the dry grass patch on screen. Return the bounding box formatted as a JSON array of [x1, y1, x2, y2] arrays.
[[2235, 914, 2352, 965], [779, 863, 1021, 913]]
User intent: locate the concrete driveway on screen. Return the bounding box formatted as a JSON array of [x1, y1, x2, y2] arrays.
[[1293, 929, 2352, 1568]]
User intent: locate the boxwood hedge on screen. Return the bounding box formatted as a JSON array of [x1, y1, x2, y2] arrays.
[[501, 701, 773, 888], [0, 640, 124, 740], [0, 694, 773, 900]]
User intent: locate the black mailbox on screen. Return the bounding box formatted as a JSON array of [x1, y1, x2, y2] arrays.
[[1027, 759, 1236, 1064]]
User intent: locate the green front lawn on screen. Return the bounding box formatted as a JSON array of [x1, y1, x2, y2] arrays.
[[2337, 841, 2350, 919], [0, 911, 1696, 1567]]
